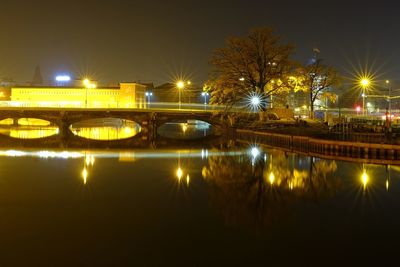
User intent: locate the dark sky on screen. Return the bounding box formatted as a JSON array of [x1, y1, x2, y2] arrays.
[[1, 0, 400, 86]]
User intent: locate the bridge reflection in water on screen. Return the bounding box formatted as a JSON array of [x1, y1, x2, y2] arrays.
[[0, 116, 217, 148]]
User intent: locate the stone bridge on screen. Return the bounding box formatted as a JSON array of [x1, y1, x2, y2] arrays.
[[0, 107, 224, 145]]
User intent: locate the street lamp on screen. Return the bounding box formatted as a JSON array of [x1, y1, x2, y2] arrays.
[[83, 78, 96, 108], [360, 78, 370, 116], [176, 80, 185, 109], [386, 80, 391, 121], [145, 92, 153, 108], [201, 92, 209, 109]]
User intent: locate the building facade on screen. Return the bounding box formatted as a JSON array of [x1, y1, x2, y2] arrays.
[[10, 83, 146, 108]]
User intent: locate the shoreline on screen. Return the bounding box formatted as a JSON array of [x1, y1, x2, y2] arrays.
[[235, 128, 400, 163]]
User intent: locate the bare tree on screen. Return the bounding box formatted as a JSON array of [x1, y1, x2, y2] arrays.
[[297, 59, 341, 118], [208, 28, 295, 109]]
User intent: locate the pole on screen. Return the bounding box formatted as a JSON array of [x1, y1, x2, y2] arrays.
[[362, 87, 365, 116], [85, 87, 88, 108], [179, 89, 181, 109], [389, 86, 392, 128]]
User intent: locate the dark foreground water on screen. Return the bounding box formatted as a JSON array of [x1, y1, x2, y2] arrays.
[[0, 146, 399, 266]]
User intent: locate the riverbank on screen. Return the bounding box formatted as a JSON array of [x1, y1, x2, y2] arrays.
[[235, 122, 400, 162]]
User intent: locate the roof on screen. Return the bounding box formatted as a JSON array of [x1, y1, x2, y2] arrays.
[[12, 86, 120, 90]]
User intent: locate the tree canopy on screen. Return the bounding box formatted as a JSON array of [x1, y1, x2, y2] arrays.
[[208, 28, 295, 108], [294, 59, 341, 116]]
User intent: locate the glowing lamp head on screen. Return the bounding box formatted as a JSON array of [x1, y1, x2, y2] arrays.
[[55, 75, 71, 82], [83, 79, 90, 86], [356, 106, 361, 112], [176, 81, 185, 89], [251, 147, 260, 159], [360, 78, 370, 88], [251, 96, 261, 107]]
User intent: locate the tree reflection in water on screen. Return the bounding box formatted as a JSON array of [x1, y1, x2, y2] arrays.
[[202, 149, 340, 229]]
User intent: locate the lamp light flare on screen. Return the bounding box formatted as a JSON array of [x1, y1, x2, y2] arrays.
[[251, 96, 261, 106], [55, 75, 71, 82], [247, 92, 266, 112], [176, 81, 185, 89], [360, 78, 370, 87], [251, 147, 260, 159]]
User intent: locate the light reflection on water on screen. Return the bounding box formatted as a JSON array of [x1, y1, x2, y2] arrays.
[[0, 127, 59, 139], [158, 120, 213, 139], [70, 118, 141, 140], [0, 145, 399, 264], [0, 118, 58, 139]]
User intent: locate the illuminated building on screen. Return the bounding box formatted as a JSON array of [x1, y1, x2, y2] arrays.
[[10, 82, 147, 108]]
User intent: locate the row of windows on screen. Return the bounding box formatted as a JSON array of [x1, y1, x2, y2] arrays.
[[14, 90, 119, 96]]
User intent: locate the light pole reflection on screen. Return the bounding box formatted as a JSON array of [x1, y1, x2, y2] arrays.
[[361, 168, 369, 190]]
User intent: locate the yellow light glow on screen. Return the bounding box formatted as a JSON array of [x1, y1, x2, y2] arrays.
[[269, 172, 275, 185], [186, 174, 190, 186], [70, 126, 140, 141], [82, 167, 88, 185], [176, 81, 185, 89], [83, 79, 90, 86], [0, 118, 14, 125], [6, 127, 59, 139], [360, 78, 370, 88], [85, 155, 91, 166], [386, 179, 389, 191], [176, 167, 183, 181], [187, 81, 191, 85], [386, 80, 390, 84], [361, 170, 369, 189], [181, 123, 188, 133], [18, 118, 51, 126]]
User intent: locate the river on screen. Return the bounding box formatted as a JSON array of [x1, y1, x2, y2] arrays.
[[0, 120, 398, 265]]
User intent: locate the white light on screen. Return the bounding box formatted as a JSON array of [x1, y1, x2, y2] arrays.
[[55, 75, 71, 82], [251, 96, 261, 106], [251, 147, 260, 158]]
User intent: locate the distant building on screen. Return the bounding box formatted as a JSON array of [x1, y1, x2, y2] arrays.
[[10, 82, 147, 108], [32, 65, 43, 86]]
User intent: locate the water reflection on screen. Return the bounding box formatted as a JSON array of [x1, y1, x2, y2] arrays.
[[158, 120, 213, 140], [82, 154, 95, 185], [0, 127, 59, 139], [0, 118, 58, 139], [202, 148, 340, 228], [70, 118, 141, 140]]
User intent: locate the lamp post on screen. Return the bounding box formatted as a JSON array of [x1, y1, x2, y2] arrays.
[[360, 78, 370, 116], [386, 80, 391, 127], [83, 78, 96, 108], [176, 81, 185, 109], [145, 92, 153, 108], [201, 92, 209, 109]]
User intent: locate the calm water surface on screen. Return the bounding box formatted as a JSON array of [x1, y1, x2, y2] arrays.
[[0, 146, 399, 266]]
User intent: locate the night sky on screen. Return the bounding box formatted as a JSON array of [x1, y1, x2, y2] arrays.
[[1, 0, 399, 86]]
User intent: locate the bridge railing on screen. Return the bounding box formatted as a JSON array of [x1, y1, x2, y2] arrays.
[[0, 101, 251, 113]]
